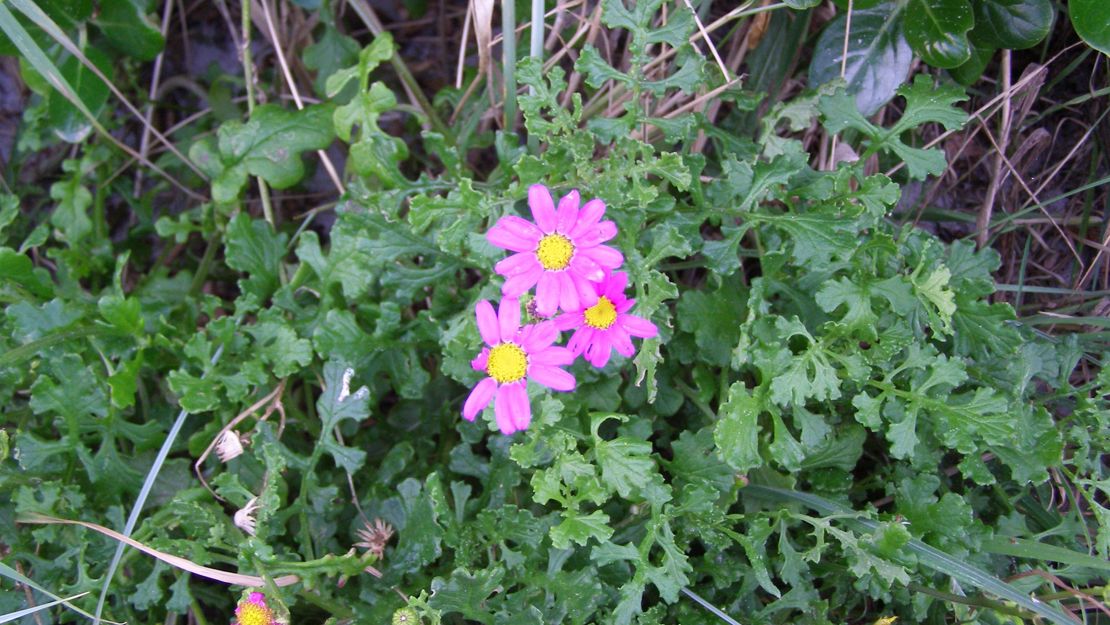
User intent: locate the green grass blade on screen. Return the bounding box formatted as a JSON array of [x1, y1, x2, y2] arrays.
[[0, 592, 89, 624], [0, 563, 120, 624], [743, 485, 1078, 625], [981, 537, 1110, 572], [92, 343, 227, 625]]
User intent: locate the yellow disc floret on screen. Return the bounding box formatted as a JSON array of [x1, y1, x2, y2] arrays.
[[486, 343, 528, 383], [584, 296, 618, 330], [536, 233, 574, 270], [235, 602, 274, 625]]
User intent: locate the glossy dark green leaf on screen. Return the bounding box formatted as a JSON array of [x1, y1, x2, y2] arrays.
[[93, 0, 165, 61], [45, 46, 112, 143], [972, 0, 1053, 49], [809, 3, 913, 115], [904, 0, 973, 68], [950, 40, 995, 85], [1070, 0, 1110, 54]]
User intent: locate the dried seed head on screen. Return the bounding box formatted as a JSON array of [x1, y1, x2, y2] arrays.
[[234, 497, 261, 536], [354, 518, 394, 559], [216, 430, 246, 463]]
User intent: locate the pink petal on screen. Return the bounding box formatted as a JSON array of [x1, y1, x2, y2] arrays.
[[495, 252, 539, 277], [529, 364, 576, 391], [552, 312, 584, 332], [487, 226, 536, 253], [576, 221, 618, 247], [493, 386, 517, 434], [462, 377, 497, 421], [498, 298, 521, 341], [607, 271, 629, 296], [580, 245, 624, 270], [585, 333, 612, 367], [556, 190, 580, 233], [471, 348, 489, 371], [521, 320, 559, 351], [530, 345, 575, 365], [570, 199, 606, 237], [567, 327, 593, 355], [497, 215, 543, 241], [503, 382, 533, 431], [611, 327, 635, 357], [572, 272, 600, 308], [503, 265, 543, 297], [528, 184, 557, 233], [616, 297, 635, 314], [620, 315, 658, 338], [557, 272, 580, 313], [475, 300, 499, 345], [535, 271, 560, 316], [569, 255, 605, 282]]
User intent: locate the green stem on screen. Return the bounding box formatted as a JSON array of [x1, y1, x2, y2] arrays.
[[239, 0, 275, 227], [502, 0, 517, 132], [188, 232, 222, 297], [675, 378, 716, 421]]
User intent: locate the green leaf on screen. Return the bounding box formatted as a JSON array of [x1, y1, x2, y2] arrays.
[[45, 46, 113, 143], [714, 382, 762, 473], [550, 510, 614, 549], [98, 293, 142, 336], [246, 313, 313, 378], [590, 414, 655, 498], [303, 24, 359, 98], [193, 104, 335, 203], [429, 567, 505, 625], [316, 360, 372, 472], [49, 159, 93, 245], [809, 3, 913, 115], [972, 0, 1053, 49], [93, 0, 165, 61], [29, 353, 108, 422], [1069, 0, 1110, 55], [225, 213, 288, 302], [676, 286, 745, 367], [903, 0, 973, 68], [0, 247, 54, 298], [744, 485, 1079, 625], [167, 370, 220, 413]]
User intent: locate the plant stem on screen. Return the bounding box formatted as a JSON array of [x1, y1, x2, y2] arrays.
[[239, 0, 275, 228], [502, 0, 517, 133]]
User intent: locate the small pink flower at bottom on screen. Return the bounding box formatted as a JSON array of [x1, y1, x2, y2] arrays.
[[486, 184, 624, 316], [553, 271, 658, 368], [235, 592, 276, 625], [464, 298, 576, 434]]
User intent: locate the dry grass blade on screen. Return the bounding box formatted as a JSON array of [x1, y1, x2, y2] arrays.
[[17, 513, 300, 588], [257, 0, 345, 195], [0, 2, 205, 202], [8, 0, 206, 182], [0, 592, 89, 624], [452, 0, 495, 120]]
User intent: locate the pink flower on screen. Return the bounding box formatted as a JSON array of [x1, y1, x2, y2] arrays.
[[553, 271, 658, 368], [464, 298, 576, 434], [487, 184, 624, 317], [235, 592, 276, 625]]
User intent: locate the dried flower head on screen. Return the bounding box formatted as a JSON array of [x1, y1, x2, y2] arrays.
[[355, 518, 395, 559], [233, 497, 260, 536], [215, 430, 246, 463], [235, 592, 276, 625]]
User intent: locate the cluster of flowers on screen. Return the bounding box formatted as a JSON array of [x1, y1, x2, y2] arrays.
[[462, 184, 658, 435]]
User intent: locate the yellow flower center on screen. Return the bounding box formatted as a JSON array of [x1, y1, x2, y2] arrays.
[[236, 602, 273, 625], [536, 233, 574, 270], [584, 296, 617, 330], [486, 343, 528, 383]]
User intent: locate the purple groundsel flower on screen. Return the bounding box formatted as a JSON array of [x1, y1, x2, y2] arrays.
[[464, 298, 576, 434], [486, 184, 624, 316], [553, 271, 658, 368]]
